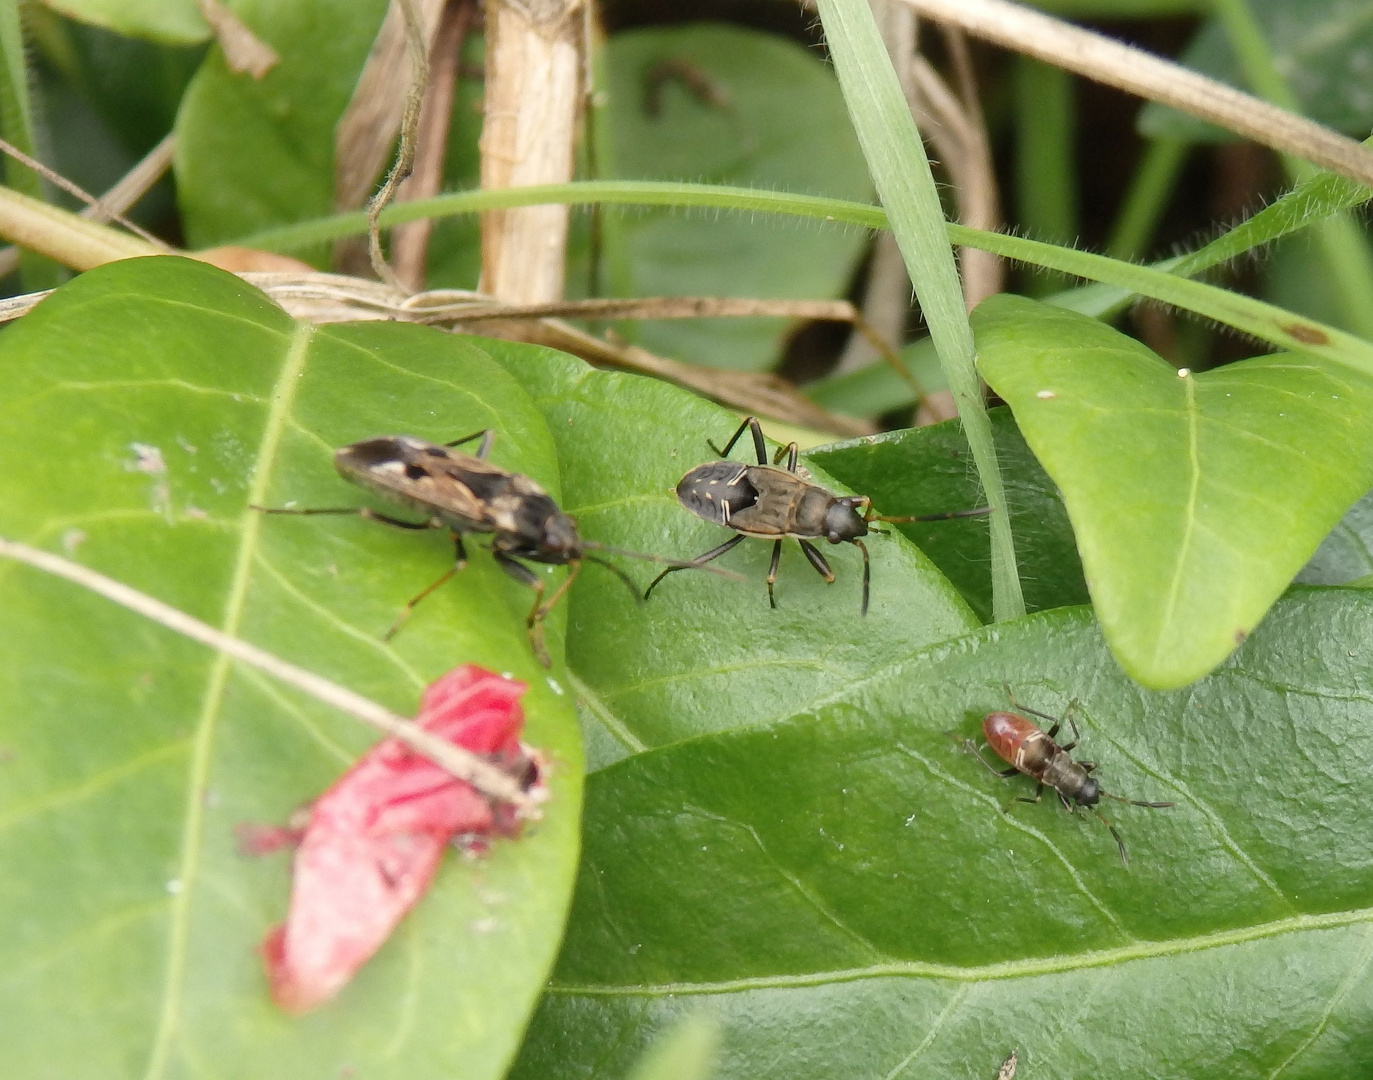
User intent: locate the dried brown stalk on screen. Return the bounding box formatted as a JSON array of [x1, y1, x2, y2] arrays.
[[334, 0, 447, 213], [365, 0, 432, 286], [198, 0, 279, 78], [0, 135, 169, 250], [0, 134, 175, 278], [899, 0, 1373, 188], [233, 271, 877, 435], [480, 0, 586, 302]]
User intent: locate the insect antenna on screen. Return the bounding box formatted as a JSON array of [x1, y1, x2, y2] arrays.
[[1101, 791, 1174, 809], [868, 506, 993, 524], [580, 541, 746, 582], [1089, 807, 1130, 866], [853, 537, 870, 616], [582, 554, 646, 605]]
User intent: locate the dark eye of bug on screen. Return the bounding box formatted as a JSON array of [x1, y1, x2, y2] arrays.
[[423, 446, 448, 457], [404, 463, 428, 480]]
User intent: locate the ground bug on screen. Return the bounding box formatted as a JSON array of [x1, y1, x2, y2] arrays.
[[644, 416, 989, 613], [255, 431, 737, 667], [958, 691, 1173, 866]]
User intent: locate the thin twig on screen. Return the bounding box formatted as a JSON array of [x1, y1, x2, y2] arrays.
[[0, 135, 171, 250], [0, 536, 539, 812], [898, 0, 1373, 188], [366, 0, 431, 288], [0, 134, 175, 279], [393, 0, 473, 290]]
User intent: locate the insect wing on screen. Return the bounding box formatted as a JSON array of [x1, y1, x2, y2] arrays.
[[335, 436, 491, 531], [728, 465, 812, 538]]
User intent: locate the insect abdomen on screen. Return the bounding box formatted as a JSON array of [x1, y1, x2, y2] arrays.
[[988, 713, 1037, 773], [676, 462, 758, 526]]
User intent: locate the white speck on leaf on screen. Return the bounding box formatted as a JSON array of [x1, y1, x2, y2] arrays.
[[61, 528, 86, 554], [1036, 389, 1056, 399]]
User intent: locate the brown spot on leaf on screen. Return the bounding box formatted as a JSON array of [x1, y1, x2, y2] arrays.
[[1283, 323, 1330, 346], [1234, 628, 1248, 645]]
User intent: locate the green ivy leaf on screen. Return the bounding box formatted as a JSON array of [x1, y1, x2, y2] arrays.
[[512, 589, 1373, 1080], [975, 293, 1373, 689], [1139, 0, 1373, 141], [40, 0, 209, 44], [1299, 485, 1373, 585], [487, 346, 978, 768], [0, 257, 580, 1078], [585, 23, 875, 372], [807, 407, 1087, 621], [174, 0, 388, 253]]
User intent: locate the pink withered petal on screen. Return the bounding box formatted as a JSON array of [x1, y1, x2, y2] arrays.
[[260, 665, 538, 1014]]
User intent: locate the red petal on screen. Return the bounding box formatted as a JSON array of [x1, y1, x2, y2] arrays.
[[260, 665, 537, 1014]]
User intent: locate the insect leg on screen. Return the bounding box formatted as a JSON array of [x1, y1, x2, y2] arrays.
[[644, 534, 745, 600], [1091, 808, 1129, 866], [253, 504, 440, 532], [709, 416, 767, 464], [797, 539, 836, 581], [1001, 683, 1062, 727], [771, 441, 800, 472], [854, 538, 871, 616], [1016, 783, 1046, 806], [953, 736, 1020, 779], [765, 540, 782, 608], [445, 429, 496, 458], [526, 559, 583, 667], [492, 552, 559, 667], [382, 555, 464, 641]]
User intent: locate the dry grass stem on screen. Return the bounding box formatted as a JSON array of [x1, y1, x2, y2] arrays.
[[0, 135, 169, 250], [0, 133, 174, 278], [900, 0, 1373, 187], [334, 0, 447, 213], [366, 0, 432, 287], [393, 0, 475, 290], [197, 0, 279, 78], [0, 536, 540, 812], [479, 0, 586, 302]]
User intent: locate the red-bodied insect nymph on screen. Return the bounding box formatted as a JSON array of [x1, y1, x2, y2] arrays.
[[958, 690, 1172, 865]]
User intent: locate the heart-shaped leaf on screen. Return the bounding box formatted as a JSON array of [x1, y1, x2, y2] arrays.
[[0, 257, 580, 1078], [487, 345, 980, 768], [511, 588, 1373, 1080], [807, 406, 1087, 621], [975, 293, 1373, 688]]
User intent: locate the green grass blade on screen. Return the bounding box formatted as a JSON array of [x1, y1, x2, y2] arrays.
[[0, 0, 61, 290], [233, 179, 1373, 375], [815, 0, 1023, 622]]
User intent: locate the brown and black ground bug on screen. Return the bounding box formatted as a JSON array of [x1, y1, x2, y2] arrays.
[[256, 431, 737, 667], [958, 690, 1173, 866], [645, 416, 989, 613]]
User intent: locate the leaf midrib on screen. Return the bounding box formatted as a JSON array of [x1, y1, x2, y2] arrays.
[[142, 320, 316, 1080], [547, 902, 1373, 997]]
